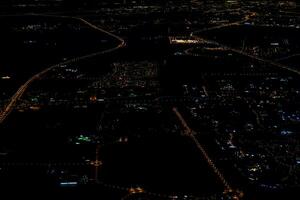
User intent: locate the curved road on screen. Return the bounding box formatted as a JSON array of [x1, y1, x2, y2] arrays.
[[0, 14, 125, 124]]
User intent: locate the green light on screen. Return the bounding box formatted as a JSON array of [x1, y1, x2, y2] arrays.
[[77, 135, 91, 142], [31, 97, 38, 102]]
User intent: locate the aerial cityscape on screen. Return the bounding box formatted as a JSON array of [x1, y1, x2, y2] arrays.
[[0, 0, 300, 199]]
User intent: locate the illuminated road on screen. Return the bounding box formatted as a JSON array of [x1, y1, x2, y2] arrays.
[[173, 107, 243, 199], [275, 53, 300, 62], [192, 11, 256, 35], [0, 14, 125, 124], [91, 144, 102, 183], [188, 10, 300, 76], [186, 32, 300, 77], [172, 108, 231, 189]]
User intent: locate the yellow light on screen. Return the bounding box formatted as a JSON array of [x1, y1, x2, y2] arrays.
[[30, 106, 40, 111], [128, 187, 144, 194], [90, 95, 97, 102], [172, 39, 200, 44]]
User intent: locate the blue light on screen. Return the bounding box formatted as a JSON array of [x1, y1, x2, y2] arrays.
[[60, 182, 78, 187]]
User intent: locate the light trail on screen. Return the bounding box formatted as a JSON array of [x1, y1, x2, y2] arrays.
[[173, 107, 243, 199], [191, 11, 256, 35], [0, 14, 125, 124]]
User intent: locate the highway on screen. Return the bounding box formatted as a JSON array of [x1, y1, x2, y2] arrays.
[[172, 108, 231, 189], [275, 53, 300, 62], [188, 10, 300, 77], [187, 34, 300, 77], [173, 107, 243, 199], [191, 11, 256, 35], [0, 10, 256, 124], [200, 36, 300, 76], [0, 14, 125, 124]]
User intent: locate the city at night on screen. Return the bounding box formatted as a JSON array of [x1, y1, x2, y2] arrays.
[[1, 0, 300, 199]]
